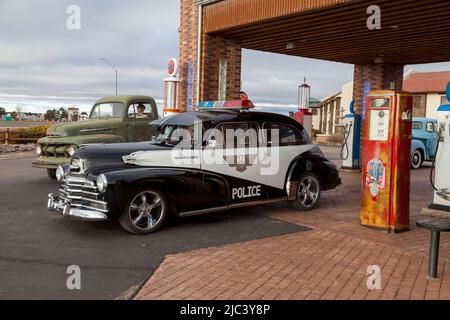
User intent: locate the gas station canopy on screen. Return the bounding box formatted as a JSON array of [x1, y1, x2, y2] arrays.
[[201, 0, 450, 65]]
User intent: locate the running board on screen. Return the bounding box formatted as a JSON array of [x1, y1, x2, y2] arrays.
[[179, 197, 288, 217]]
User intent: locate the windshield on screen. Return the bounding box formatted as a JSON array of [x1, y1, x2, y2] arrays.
[[155, 125, 196, 147], [90, 103, 124, 119]]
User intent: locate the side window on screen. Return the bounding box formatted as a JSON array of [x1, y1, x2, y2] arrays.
[[128, 105, 136, 119], [426, 122, 436, 133], [128, 103, 156, 120], [213, 123, 259, 149], [264, 123, 306, 146]]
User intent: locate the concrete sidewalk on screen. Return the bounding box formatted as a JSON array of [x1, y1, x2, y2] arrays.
[[136, 167, 450, 300]]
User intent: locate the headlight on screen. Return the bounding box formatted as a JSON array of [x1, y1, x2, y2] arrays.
[[67, 145, 78, 157], [36, 145, 43, 156], [97, 174, 108, 193], [56, 166, 65, 182]]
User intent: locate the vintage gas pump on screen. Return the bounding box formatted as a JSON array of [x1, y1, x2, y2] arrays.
[[163, 58, 181, 117], [361, 90, 413, 232], [341, 101, 361, 170], [430, 83, 450, 212], [294, 80, 313, 136]]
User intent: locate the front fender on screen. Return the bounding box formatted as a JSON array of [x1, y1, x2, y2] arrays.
[[91, 167, 202, 214], [411, 139, 426, 157], [38, 134, 127, 146]]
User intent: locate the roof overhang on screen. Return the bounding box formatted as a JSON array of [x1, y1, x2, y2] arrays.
[[203, 0, 450, 65]]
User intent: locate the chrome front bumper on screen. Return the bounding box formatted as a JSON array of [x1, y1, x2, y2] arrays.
[[48, 193, 108, 222]]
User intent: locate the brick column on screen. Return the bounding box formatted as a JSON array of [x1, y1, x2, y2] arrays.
[[352, 63, 405, 159], [178, 0, 242, 111], [352, 63, 404, 115], [201, 34, 242, 102]]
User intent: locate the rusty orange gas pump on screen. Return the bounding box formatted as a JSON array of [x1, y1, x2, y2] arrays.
[[361, 90, 413, 232]]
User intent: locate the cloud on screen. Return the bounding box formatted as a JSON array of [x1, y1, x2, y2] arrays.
[[1, 0, 450, 114]]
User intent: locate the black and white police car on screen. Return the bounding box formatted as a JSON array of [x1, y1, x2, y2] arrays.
[[48, 100, 341, 234]]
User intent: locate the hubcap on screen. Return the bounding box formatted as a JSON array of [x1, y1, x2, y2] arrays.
[[298, 177, 319, 208], [129, 191, 163, 231], [412, 152, 421, 167]]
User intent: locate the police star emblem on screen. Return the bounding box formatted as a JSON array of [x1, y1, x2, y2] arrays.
[[224, 154, 257, 173]]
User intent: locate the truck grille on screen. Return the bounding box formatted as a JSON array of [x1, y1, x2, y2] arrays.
[[42, 144, 69, 158], [58, 176, 108, 213]]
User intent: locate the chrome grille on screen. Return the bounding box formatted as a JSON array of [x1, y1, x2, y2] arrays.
[[59, 176, 108, 213], [43, 144, 69, 157]]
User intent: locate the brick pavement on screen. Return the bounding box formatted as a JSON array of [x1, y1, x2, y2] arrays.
[[136, 167, 450, 300]]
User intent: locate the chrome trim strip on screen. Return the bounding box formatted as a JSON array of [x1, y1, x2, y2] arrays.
[[79, 128, 114, 133], [179, 197, 287, 217]]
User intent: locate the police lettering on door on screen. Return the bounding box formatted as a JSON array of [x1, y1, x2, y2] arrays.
[[232, 186, 262, 200]]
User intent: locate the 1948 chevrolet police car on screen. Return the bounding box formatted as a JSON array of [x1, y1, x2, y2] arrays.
[[48, 100, 341, 234]]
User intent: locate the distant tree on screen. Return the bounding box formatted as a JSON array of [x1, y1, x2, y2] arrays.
[[58, 107, 69, 121], [44, 109, 57, 121], [15, 106, 23, 114], [70, 112, 80, 121], [0, 107, 6, 116], [10, 112, 18, 120]]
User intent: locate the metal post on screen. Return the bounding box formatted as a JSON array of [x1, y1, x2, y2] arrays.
[[115, 70, 118, 96], [429, 230, 440, 279]]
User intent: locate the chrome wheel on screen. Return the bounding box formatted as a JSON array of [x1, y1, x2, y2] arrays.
[[128, 191, 165, 232], [291, 173, 321, 211], [411, 150, 423, 169]]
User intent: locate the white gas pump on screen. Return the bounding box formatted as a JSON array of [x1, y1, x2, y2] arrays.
[[340, 101, 361, 170], [430, 83, 450, 211]]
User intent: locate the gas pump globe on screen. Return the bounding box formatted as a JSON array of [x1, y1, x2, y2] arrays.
[[361, 90, 413, 232], [163, 58, 181, 117], [294, 80, 313, 136]]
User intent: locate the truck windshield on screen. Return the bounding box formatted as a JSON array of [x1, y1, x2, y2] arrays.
[[90, 103, 124, 119]]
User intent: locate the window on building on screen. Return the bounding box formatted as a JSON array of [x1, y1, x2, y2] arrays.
[[441, 96, 449, 106]]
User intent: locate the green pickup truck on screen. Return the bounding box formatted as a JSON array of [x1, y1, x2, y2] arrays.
[[33, 95, 159, 179]]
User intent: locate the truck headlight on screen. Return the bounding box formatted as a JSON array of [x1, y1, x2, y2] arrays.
[[56, 166, 65, 182], [67, 145, 78, 157], [36, 144, 43, 156], [97, 174, 108, 193]]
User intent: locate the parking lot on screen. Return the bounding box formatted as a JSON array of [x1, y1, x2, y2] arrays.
[[0, 153, 308, 300]]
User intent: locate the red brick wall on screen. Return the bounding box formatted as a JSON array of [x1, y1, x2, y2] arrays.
[[353, 63, 405, 115], [178, 0, 242, 111], [201, 34, 242, 102], [178, 0, 199, 112]]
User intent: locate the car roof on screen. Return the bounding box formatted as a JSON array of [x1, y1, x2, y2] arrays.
[[158, 110, 305, 130], [412, 117, 437, 123], [95, 95, 156, 105]]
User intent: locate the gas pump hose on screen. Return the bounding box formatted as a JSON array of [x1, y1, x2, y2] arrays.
[[341, 125, 352, 161], [430, 130, 442, 192]]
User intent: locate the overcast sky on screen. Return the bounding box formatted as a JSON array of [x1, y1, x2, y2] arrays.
[[1, 0, 450, 114]]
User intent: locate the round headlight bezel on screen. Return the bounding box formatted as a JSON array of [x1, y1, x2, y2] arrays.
[[97, 174, 108, 194], [67, 145, 78, 157], [56, 166, 65, 182], [36, 144, 43, 156]]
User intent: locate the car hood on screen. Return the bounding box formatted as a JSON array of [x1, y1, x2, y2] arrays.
[[46, 118, 123, 137], [72, 142, 172, 174]]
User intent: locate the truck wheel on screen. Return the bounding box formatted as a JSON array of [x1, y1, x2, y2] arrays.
[[411, 150, 423, 169], [47, 169, 57, 180], [290, 173, 321, 212], [119, 189, 167, 235]]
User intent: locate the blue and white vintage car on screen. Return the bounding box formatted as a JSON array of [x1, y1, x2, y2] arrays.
[[411, 118, 438, 169]]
